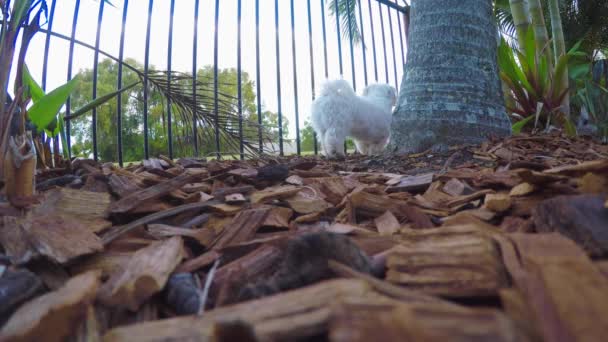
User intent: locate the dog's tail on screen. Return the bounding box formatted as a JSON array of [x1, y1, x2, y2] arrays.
[[318, 79, 355, 98]]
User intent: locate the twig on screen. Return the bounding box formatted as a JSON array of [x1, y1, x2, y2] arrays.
[[101, 200, 221, 245], [199, 257, 221, 316]]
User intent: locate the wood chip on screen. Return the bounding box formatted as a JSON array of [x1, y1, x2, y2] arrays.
[[500, 233, 608, 342], [224, 193, 247, 204], [250, 185, 301, 204], [484, 193, 512, 213], [0, 271, 100, 342], [385, 173, 434, 193], [544, 159, 608, 175], [262, 206, 293, 229], [21, 214, 104, 264], [110, 172, 202, 214], [387, 226, 507, 296], [32, 188, 111, 233], [212, 208, 271, 249], [577, 172, 608, 194], [147, 224, 216, 247], [98, 237, 184, 311], [374, 211, 401, 235], [102, 279, 374, 342], [285, 192, 332, 214], [509, 182, 536, 196]]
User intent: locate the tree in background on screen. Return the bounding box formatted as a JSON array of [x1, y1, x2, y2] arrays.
[[68, 60, 285, 161]]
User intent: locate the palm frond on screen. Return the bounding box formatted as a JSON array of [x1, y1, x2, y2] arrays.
[[328, 0, 361, 45], [140, 70, 275, 158]]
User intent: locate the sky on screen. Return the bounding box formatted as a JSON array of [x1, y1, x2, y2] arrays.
[[20, 0, 408, 150]]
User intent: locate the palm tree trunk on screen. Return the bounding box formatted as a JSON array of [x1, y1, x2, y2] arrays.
[[547, 0, 570, 118], [509, 0, 530, 48], [389, 0, 511, 154], [528, 0, 553, 69]]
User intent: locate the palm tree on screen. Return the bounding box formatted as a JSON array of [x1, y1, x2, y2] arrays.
[[388, 0, 511, 153]]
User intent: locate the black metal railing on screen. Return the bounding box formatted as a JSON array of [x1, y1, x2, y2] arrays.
[[32, 0, 408, 165]]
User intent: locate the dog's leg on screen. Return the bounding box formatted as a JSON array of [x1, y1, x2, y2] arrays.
[[324, 128, 345, 158], [354, 140, 368, 155]]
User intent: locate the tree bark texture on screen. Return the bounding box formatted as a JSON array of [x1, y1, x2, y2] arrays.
[[389, 0, 512, 154]]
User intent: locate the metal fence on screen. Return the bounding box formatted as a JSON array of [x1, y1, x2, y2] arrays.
[[33, 0, 409, 164]]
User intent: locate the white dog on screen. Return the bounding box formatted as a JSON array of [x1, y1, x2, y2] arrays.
[[310, 79, 397, 157]]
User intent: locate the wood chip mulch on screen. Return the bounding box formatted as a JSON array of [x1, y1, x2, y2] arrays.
[[1, 132, 608, 341]]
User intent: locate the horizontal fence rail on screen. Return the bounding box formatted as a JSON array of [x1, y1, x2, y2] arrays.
[[23, 0, 409, 164]]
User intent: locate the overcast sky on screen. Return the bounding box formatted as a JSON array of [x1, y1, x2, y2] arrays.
[[21, 0, 407, 144]]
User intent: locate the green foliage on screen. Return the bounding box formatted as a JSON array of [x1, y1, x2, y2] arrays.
[[328, 0, 362, 45], [300, 120, 316, 152], [68, 59, 282, 162], [498, 27, 585, 134], [21, 64, 44, 102], [28, 77, 77, 134], [574, 77, 608, 141]]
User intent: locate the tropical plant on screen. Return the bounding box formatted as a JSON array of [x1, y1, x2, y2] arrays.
[[0, 0, 114, 204], [498, 28, 584, 135], [573, 60, 608, 142]]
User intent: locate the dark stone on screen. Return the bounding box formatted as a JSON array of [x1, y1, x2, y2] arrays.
[[0, 269, 45, 325], [256, 164, 289, 182], [390, 0, 511, 153], [164, 273, 202, 316], [533, 194, 608, 257]]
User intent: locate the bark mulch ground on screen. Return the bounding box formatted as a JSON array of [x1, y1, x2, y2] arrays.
[[1, 132, 608, 341]]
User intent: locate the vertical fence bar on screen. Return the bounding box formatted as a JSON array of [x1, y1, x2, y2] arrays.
[[274, 0, 283, 155], [357, 0, 368, 86], [237, 0, 244, 160], [387, 7, 398, 90], [65, 0, 81, 159], [213, 0, 221, 159], [320, 0, 329, 78], [41, 0, 56, 91], [192, 0, 200, 156], [143, 0, 153, 160], [346, 0, 356, 91], [307, 0, 318, 155], [255, 0, 263, 153], [166, 0, 175, 159], [41, 0, 56, 162], [290, 0, 300, 155], [378, 2, 389, 83], [396, 3, 406, 72], [334, 0, 343, 76], [116, 0, 129, 166], [92, 0, 105, 161], [367, 0, 378, 81], [334, 0, 346, 153]]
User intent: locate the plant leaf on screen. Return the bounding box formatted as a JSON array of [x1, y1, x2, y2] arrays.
[[10, 0, 34, 31], [66, 81, 140, 121], [21, 64, 45, 102], [28, 77, 78, 131], [512, 115, 535, 135]]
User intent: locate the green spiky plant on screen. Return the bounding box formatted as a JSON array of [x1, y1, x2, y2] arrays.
[[498, 27, 585, 135]]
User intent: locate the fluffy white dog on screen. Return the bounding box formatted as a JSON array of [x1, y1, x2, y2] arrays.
[[310, 79, 397, 157]]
